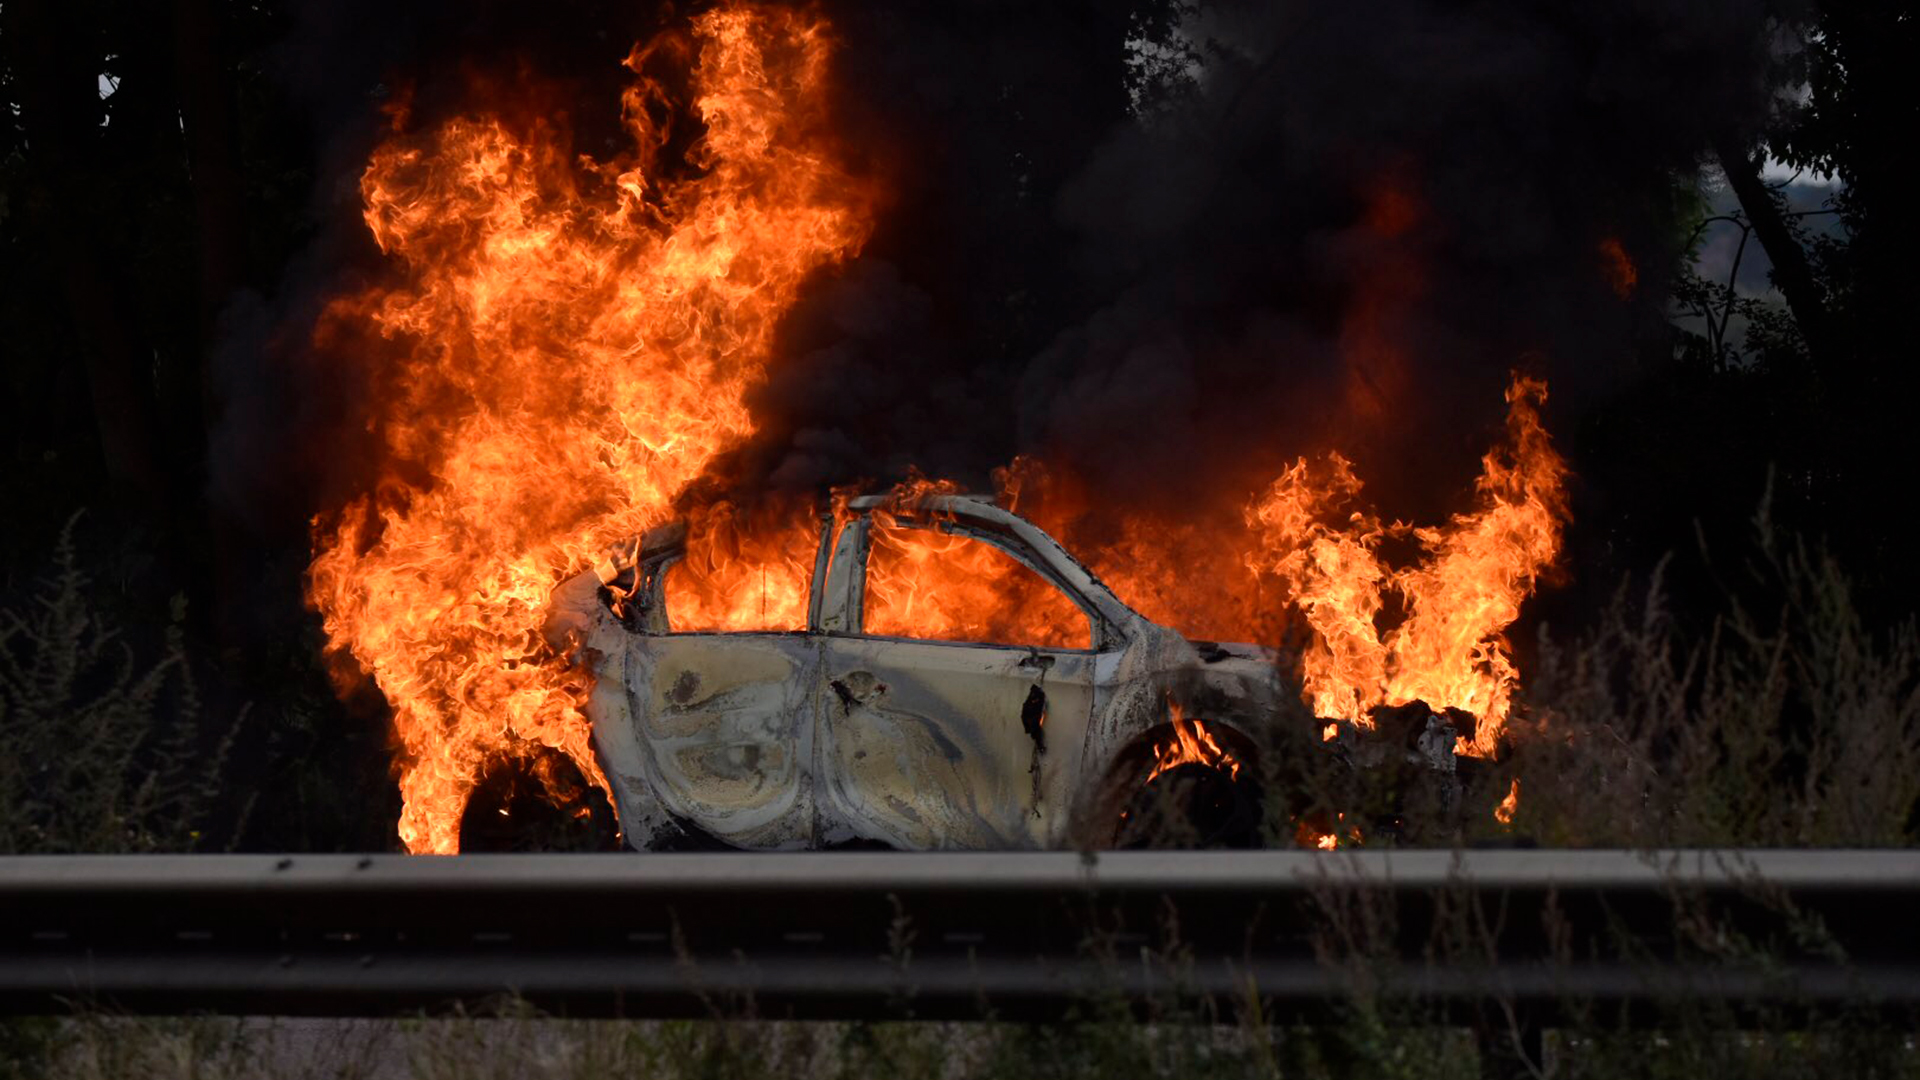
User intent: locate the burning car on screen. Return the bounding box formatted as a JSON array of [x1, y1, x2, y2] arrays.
[[546, 491, 1290, 852], [303, 1, 1566, 853]]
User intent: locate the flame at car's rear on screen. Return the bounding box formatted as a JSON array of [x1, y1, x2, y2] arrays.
[[307, 3, 874, 854], [1246, 376, 1567, 754], [1016, 375, 1567, 757]]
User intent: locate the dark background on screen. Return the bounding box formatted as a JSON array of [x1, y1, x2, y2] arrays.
[[2, 0, 1913, 851]]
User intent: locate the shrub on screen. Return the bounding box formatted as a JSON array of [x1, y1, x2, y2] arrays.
[[0, 516, 236, 854]]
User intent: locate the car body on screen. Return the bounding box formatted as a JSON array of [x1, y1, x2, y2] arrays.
[[545, 493, 1288, 851]]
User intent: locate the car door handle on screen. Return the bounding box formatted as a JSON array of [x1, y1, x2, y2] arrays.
[[1019, 651, 1054, 671]]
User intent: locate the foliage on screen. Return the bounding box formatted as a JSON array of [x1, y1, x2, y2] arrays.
[[0, 516, 237, 854], [12, 968, 1916, 1079], [1497, 497, 1920, 849]]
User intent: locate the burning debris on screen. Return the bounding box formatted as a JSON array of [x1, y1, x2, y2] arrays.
[[536, 441, 1556, 852]]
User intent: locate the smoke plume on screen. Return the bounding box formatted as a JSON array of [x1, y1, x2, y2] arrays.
[[213, 0, 1781, 582]]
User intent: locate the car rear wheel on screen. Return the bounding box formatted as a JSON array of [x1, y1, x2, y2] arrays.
[[1111, 735, 1264, 849]]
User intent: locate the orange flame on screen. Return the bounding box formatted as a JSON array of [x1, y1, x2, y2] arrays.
[[1245, 454, 1391, 726], [1000, 376, 1565, 754], [1598, 237, 1638, 299], [1245, 375, 1567, 753], [1494, 777, 1520, 825], [859, 480, 1090, 649], [663, 504, 817, 633], [995, 459, 1279, 649], [307, 4, 873, 853], [1297, 812, 1361, 850], [1147, 701, 1242, 783]]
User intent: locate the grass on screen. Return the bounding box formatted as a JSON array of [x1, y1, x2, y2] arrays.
[[1495, 506, 1920, 849], [8, 1000, 1912, 1079]]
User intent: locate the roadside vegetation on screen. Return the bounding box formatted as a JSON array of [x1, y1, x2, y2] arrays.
[[8, 949, 1915, 1080], [1497, 510, 1920, 850], [0, 517, 235, 856]]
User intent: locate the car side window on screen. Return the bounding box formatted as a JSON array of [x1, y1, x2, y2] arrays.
[[660, 526, 815, 634], [862, 522, 1092, 650]]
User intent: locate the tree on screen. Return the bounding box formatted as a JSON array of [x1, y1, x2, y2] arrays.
[[1768, 3, 1918, 595], [5, 0, 175, 515]]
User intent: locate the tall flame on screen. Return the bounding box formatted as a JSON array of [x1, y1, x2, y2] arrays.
[[1245, 375, 1568, 752], [1243, 454, 1391, 726], [307, 4, 873, 853]]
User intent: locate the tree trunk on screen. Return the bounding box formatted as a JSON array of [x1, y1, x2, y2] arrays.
[[1713, 136, 1841, 369]]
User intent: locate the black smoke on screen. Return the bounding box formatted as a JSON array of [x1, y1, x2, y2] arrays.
[[721, 0, 1781, 526], [213, 0, 1785, 574]]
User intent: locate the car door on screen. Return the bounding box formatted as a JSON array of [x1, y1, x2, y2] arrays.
[[815, 514, 1098, 849], [622, 546, 822, 850]]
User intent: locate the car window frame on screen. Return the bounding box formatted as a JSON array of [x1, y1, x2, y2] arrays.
[[830, 510, 1106, 654], [608, 505, 1130, 652]]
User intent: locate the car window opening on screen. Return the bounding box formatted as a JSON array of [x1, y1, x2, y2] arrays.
[[660, 518, 817, 634], [863, 521, 1092, 650]]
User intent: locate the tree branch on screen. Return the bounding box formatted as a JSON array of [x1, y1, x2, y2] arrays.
[[1712, 137, 1840, 368]]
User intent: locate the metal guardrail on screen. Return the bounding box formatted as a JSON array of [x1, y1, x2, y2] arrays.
[[2, 850, 1916, 1020]]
